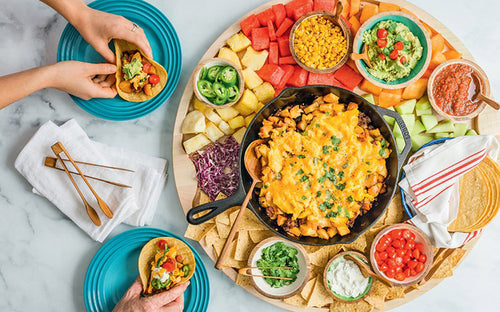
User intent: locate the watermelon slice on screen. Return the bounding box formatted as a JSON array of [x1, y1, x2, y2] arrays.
[[269, 42, 279, 65], [267, 20, 277, 42], [272, 4, 287, 27], [251, 27, 270, 51], [333, 64, 363, 90], [277, 65, 295, 89], [240, 14, 261, 37], [257, 64, 286, 87], [314, 0, 335, 12], [307, 72, 335, 85], [287, 66, 309, 87], [279, 56, 296, 65], [276, 18, 294, 37], [277, 37, 291, 57], [285, 0, 314, 20], [256, 8, 276, 26]]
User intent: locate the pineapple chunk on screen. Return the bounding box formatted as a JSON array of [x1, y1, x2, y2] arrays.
[[245, 114, 256, 127], [216, 106, 239, 121], [218, 120, 234, 135], [218, 47, 242, 69], [205, 122, 224, 142], [226, 32, 251, 52], [181, 110, 206, 134], [232, 127, 247, 144], [228, 116, 245, 129], [241, 47, 268, 71], [192, 97, 208, 113], [233, 89, 259, 115], [253, 82, 275, 104], [242, 68, 263, 89], [204, 109, 222, 125], [183, 134, 211, 154]]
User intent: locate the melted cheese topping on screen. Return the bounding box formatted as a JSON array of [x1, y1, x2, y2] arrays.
[[259, 107, 389, 233]]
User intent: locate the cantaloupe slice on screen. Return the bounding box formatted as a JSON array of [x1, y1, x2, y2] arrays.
[[360, 79, 383, 96], [379, 88, 402, 108], [338, 0, 350, 18], [443, 50, 463, 60], [429, 52, 447, 69], [379, 2, 400, 12], [360, 3, 378, 24], [349, 0, 360, 17], [402, 78, 428, 100], [431, 34, 445, 56], [348, 15, 361, 35]]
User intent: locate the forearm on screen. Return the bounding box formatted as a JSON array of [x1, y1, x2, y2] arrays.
[[40, 0, 89, 26], [0, 66, 56, 110]]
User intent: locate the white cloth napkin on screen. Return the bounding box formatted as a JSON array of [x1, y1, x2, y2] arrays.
[[15, 119, 168, 242], [399, 135, 499, 248]]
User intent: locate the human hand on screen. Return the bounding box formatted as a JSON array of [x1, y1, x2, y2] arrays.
[[48, 61, 117, 100], [74, 7, 152, 63], [112, 277, 189, 312]]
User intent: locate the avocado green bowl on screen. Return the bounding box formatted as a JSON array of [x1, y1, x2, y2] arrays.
[[352, 11, 431, 89]]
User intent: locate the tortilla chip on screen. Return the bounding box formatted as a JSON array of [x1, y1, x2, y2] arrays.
[[216, 222, 231, 239], [385, 286, 406, 300], [184, 223, 216, 242], [309, 248, 332, 267], [300, 277, 317, 302], [283, 294, 307, 307], [304, 245, 323, 254], [248, 230, 275, 244], [307, 277, 333, 307], [215, 193, 228, 201], [192, 189, 211, 206], [383, 193, 405, 225], [431, 248, 466, 279], [363, 280, 389, 310], [343, 235, 367, 253], [234, 230, 255, 261], [329, 300, 374, 312], [138, 237, 195, 293], [238, 210, 267, 230], [236, 274, 253, 287], [216, 211, 230, 226]]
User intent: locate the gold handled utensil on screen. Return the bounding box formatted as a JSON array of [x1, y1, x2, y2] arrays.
[[238, 266, 294, 280], [351, 44, 372, 68], [51, 142, 113, 219], [44, 157, 132, 188], [50, 143, 101, 226], [45, 157, 135, 172]]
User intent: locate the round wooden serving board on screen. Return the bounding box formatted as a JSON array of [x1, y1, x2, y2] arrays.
[[172, 1, 499, 311]]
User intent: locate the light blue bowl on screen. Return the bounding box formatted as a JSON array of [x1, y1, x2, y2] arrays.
[[353, 11, 431, 88]]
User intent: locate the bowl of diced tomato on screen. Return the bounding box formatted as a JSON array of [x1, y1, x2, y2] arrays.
[[370, 224, 433, 286]]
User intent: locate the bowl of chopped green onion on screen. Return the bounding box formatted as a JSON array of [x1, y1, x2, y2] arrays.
[[247, 237, 310, 299], [193, 58, 244, 109]]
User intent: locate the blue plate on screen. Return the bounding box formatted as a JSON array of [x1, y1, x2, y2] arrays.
[[84, 228, 209, 312], [400, 137, 454, 218], [57, 0, 182, 120]]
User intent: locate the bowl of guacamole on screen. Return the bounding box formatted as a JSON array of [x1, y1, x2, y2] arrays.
[[353, 11, 431, 89]]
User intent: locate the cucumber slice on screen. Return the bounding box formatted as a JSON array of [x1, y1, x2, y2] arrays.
[[466, 129, 478, 136], [396, 99, 417, 115], [428, 120, 455, 133], [393, 123, 403, 138], [412, 120, 426, 134], [415, 96, 433, 116], [395, 136, 406, 153], [362, 93, 375, 105], [411, 134, 434, 151], [401, 114, 415, 133], [434, 132, 451, 139], [421, 115, 438, 131], [453, 123, 468, 137], [384, 116, 396, 126]]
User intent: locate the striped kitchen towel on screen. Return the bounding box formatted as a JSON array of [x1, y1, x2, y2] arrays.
[[399, 135, 499, 248]]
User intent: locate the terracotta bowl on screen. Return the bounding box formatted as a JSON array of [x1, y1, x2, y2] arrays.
[[247, 237, 310, 299], [323, 251, 373, 303], [289, 11, 352, 74], [370, 223, 433, 287], [192, 58, 244, 109], [352, 11, 431, 89], [427, 58, 490, 121]]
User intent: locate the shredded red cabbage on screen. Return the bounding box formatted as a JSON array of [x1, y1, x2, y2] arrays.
[[189, 137, 240, 201]]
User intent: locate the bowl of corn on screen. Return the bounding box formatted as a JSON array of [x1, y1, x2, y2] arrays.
[[289, 2, 352, 74]]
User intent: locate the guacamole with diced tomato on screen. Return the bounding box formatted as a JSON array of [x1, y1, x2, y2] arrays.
[[362, 20, 423, 82]]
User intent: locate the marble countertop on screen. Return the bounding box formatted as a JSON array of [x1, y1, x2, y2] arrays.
[[0, 0, 499, 311]]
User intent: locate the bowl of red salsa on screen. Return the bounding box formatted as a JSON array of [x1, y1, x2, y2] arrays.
[[428, 59, 491, 121]]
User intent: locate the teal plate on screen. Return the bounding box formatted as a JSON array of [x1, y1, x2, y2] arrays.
[[355, 12, 431, 87], [84, 228, 209, 312], [57, 0, 182, 120]]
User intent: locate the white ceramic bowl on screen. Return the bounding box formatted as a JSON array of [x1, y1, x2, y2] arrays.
[[247, 237, 310, 299]]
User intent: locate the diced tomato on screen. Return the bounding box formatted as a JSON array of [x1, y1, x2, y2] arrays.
[[379, 263, 389, 272], [307, 72, 335, 85], [142, 63, 151, 73], [389, 49, 399, 60], [175, 255, 183, 262], [416, 262, 425, 273], [272, 4, 287, 27], [251, 27, 270, 51], [379, 53, 386, 61], [405, 241, 415, 250], [379, 251, 388, 261], [377, 28, 388, 39], [149, 74, 160, 84], [162, 258, 176, 272], [392, 239, 403, 249], [403, 255, 411, 264], [386, 268, 395, 278], [403, 268, 411, 278], [276, 18, 294, 37], [377, 38, 387, 48], [277, 65, 295, 89], [257, 64, 286, 87], [287, 66, 308, 87], [313, 0, 335, 12], [390, 230, 403, 240], [415, 243, 424, 252], [285, 0, 314, 21], [412, 249, 421, 259], [407, 260, 418, 269], [240, 14, 261, 37], [277, 36, 291, 57], [158, 239, 167, 250], [269, 42, 279, 65], [419, 254, 427, 263], [394, 41, 405, 51], [395, 272, 406, 281], [267, 20, 277, 41], [256, 8, 275, 26], [333, 64, 363, 90], [279, 56, 296, 65], [396, 248, 406, 257]]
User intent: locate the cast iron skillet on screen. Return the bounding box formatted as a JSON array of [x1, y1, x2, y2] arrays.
[[187, 86, 412, 246]]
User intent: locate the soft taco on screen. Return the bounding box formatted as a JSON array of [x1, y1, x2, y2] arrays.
[[114, 39, 167, 102], [138, 237, 195, 295]]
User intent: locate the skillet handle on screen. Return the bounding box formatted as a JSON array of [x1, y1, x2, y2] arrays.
[[186, 190, 246, 225], [373, 105, 412, 169]]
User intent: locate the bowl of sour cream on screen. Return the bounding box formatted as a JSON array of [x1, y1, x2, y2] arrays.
[[323, 251, 373, 302]]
